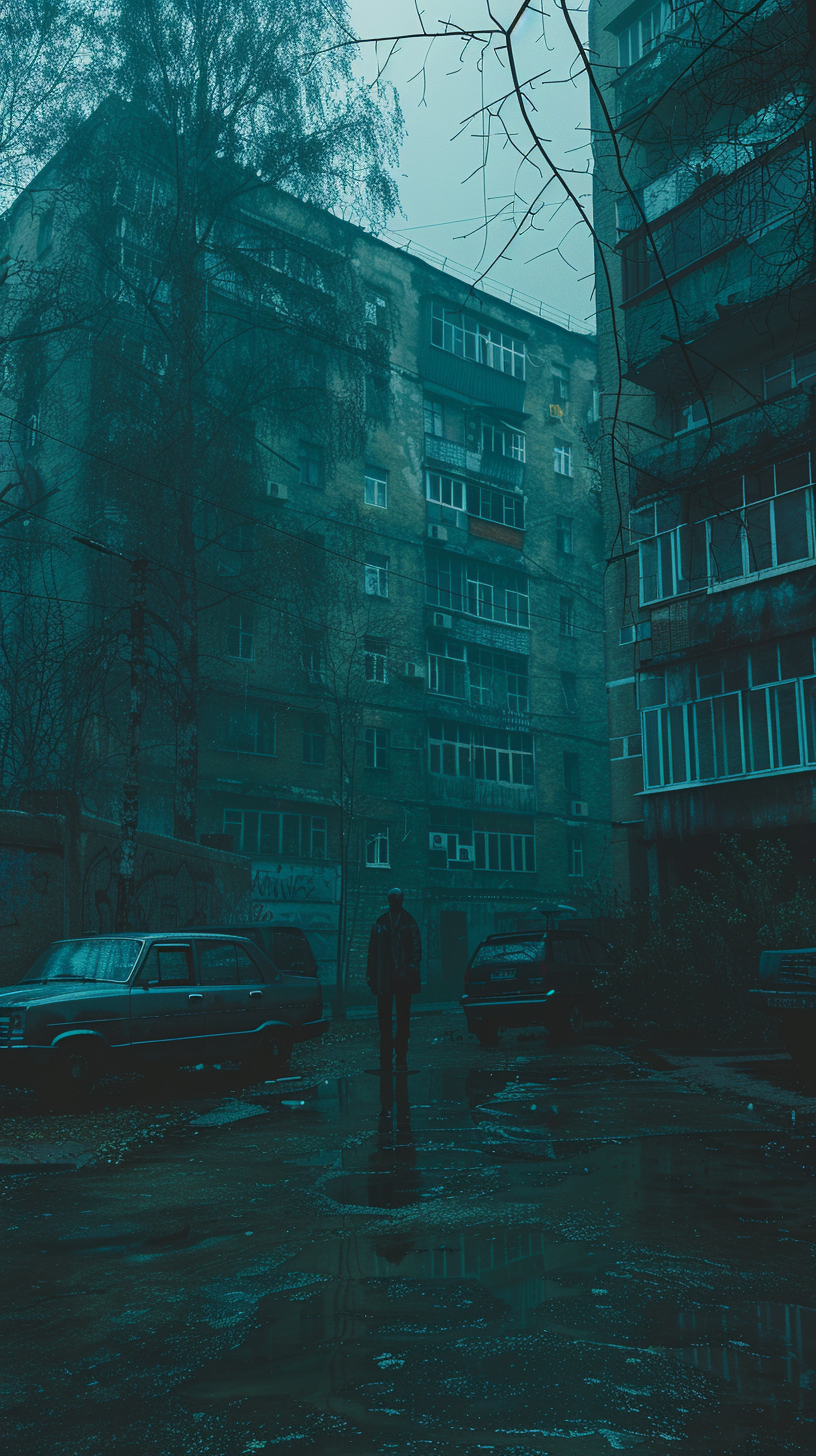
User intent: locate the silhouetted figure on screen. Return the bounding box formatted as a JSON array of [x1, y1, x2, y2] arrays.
[[366, 887, 421, 1071]]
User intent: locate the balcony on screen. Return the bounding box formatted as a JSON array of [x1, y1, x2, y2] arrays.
[[632, 391, 813, 493], [427, 776, 537, 813], [612, 1, 807, 144], [620, 141, 815, 377], [418, 340, 526, 413], [424, 434, 525, 489]]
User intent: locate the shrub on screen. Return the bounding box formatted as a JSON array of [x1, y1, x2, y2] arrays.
[[606, 837, 816, 1046]]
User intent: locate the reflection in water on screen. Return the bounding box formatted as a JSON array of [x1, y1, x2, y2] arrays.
[[676, 1302, 816, 1405], [323, 1075, 422, 1209]]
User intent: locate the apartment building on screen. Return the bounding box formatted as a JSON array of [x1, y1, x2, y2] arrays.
[[0, 98, 610, 999], [589, 0, 816, 895]]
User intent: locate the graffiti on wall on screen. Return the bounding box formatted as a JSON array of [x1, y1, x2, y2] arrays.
[[83, 847, 250, 934], [251, 861, 340, 979]]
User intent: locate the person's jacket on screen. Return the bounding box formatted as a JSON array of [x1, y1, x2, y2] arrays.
[[366, 908, 422, 995]]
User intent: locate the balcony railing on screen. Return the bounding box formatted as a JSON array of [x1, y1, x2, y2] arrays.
[[619, 139, 812, 303], [424, 434, 525, 489], [632, 392, 812, 488], [643, 675, 816, 790]]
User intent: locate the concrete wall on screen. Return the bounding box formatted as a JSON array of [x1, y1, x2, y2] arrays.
[[0, 807, 251, 986]]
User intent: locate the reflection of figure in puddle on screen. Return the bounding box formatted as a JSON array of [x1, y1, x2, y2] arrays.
[[366, 887, 421, 1072], [368, 1072, 419, 1209]]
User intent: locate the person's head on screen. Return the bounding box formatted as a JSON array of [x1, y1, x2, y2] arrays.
[[387, 887, 404, 913]]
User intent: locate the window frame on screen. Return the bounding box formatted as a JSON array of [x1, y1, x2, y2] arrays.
[[227, 604, 255, 661], [364, 468, 388, 509], [553, 442, 573, 477], [430, 301, 526, 380], [365, 821, 390, 867], [364, 552, 390, 598], [365, 726, 389, 769]]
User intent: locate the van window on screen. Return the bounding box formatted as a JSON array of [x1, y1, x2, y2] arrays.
[[272, 928, 317, 975]]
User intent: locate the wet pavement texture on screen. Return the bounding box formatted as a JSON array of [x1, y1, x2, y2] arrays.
[[2, 1018, 816, 1454]]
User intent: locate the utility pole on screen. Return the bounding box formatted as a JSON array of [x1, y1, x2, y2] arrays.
[[74, 536, 149, 931]]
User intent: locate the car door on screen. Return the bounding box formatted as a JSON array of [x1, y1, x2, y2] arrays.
[[129, 943, 202, 1062], [196, 939, 268, 1057]]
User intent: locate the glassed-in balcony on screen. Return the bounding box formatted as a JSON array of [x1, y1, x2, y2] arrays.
[[632, 391, 812, 491]]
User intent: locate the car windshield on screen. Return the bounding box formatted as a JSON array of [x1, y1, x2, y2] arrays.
[[472, 938, 546, 967], [21, 939, 143, 983]]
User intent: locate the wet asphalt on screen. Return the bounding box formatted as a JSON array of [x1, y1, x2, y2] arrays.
[[1, 1015, 816, 1455]]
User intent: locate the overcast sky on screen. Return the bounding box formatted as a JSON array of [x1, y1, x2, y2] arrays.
[[346, 1, 595, 328]]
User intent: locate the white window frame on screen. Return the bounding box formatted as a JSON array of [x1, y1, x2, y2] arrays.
[[364, 636, 388, 683], [481, 419, 526, 462], [364, 469, 388, 508], [227, 606, 255, 661], [431, 302, 526, 380], [364, 553, 389, 598], [426, 471, 465, 512], [554, 442, 573, 477], [365, 821, 390, 867], [227, 701, 276, 756], [568, 837, 585, 878], [552, 364, 570, 402], [763, 346, 816, 399], [365, 726, 389, 768]]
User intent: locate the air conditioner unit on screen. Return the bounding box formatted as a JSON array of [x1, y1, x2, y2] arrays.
[[455, 845, 475, 863], [570, 800, 589, 817], [265, 480, 288, 499], [429, 831, 447, 852], [402, 662, 425, 680], [549, 403, 564, 418], [428, 524, 447, 541], [433, 612, 453, 629]]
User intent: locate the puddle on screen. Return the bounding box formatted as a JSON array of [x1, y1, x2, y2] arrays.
[[190, 1100, 268, 1128]]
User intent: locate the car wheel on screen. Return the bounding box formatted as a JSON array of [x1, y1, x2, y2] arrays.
[[243, 1031, 291, 1083], [47, 1044, 102, 1102]]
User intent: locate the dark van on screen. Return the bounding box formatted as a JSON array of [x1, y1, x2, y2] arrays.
[[462, 928, 612, 1046], [186, 924, 319, 977]]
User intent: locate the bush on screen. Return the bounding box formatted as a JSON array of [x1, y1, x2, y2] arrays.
[[606, 837, 816, 1046]]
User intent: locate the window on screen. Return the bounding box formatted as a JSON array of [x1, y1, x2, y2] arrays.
[[298, 441, 324, 489], [428, 720, 534, 785], [474, 830, 536, 872], [764, 347, 816, 399], [641, 639, 816, 789], [431, 302, 526, 379], [568, 837, 584, 878], [426, 550, 530, 628], [364, 635, 388, 683], [560, 596, 575, 637], [302, 630, 323, 683], [24, 412, 40, 449], [426, 471, 465, 512], [634, 455, 815, 603], [366, 821, 390, 867], [610, 734, 643, 759], [365, 552, 389, 597], [561, 672, 579, 714], [140, 945, 191, 986], [672, 396, 709, 433], [427, 638, 529, 714], [364, 468, 388, 508], [563, 752, 581, 797], [554, 442, 573, 477], [556, 515, 573, 555], [424, 398, 444, 437], [365, 368, 390, 421], [224, 809, 327, 858], [302, 715, 325, 765], [617, 2, 695, 69], [365, 291, 387, 326], [620, 142, 810, 297], [481, 420, 526, 462], [365, 727, 389, 769], [37, 208, 54, 255], [468, 482, 525, 529], [227, 700, 276, 755], [227, 604, 254, 660], [552, 364, 570, 403]]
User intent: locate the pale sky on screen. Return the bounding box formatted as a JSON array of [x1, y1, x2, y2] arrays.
[[346, 1, 596, 329]]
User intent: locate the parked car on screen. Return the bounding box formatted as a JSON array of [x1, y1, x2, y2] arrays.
[[461, 927, 612, 1046], [186, 923, 319, 977], [0, 931, 324, 1098], [751, 946, 816, 1072]]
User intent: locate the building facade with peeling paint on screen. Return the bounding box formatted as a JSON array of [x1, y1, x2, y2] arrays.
[[589, 0, 816, 895], [0, 101, 609, 999]]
